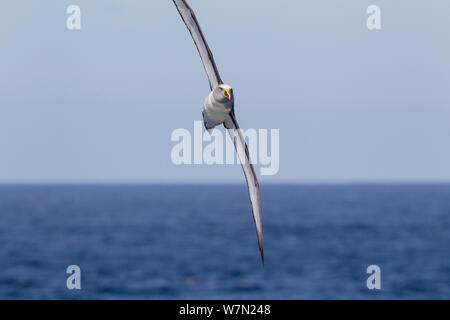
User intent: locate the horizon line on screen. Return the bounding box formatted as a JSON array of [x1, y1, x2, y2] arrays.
[[1, 181, 450, 186]]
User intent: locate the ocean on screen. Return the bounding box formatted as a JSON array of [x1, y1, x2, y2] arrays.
[[0, 185, 449, 299]]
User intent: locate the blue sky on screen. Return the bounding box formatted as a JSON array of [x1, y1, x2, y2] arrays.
[[0, 1, 449, 183]]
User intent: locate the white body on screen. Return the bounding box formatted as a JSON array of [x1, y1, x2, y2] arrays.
[[203, 89, 233, 129]]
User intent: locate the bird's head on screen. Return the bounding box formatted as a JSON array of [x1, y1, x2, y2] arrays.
[[213, 84, 234, 103]]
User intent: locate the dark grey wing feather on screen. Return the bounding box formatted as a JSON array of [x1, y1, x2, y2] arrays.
[[225, 111, 264, 265], [173, 0, 223, 90]]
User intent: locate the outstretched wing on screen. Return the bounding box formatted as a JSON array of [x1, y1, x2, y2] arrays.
[[173, 0, 223, 90], [225, 111, 264, 264]]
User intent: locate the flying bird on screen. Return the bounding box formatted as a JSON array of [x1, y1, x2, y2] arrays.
[[172, 0, 264, 264]]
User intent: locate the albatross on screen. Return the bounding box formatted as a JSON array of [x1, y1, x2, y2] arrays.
[[172, 0, 264, 264]]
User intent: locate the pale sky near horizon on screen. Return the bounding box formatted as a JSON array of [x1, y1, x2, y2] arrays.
[[0, 1, 449, 183]]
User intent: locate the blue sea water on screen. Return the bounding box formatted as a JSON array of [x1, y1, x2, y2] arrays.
[[0, 184, 449, 299]]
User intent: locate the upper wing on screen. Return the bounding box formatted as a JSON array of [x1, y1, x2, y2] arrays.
[[225, 111, 264, 265], [173, 0, 223, 90]]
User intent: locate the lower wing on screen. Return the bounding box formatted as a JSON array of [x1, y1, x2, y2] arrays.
[[225, 111, 264, 264]]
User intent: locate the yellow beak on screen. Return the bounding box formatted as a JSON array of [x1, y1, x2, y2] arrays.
[[224, 89, 232, 101]]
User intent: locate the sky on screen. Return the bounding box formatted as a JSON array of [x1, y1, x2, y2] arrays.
[[0, 0, 449, 184]]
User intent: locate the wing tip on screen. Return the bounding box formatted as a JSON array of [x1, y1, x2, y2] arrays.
[[258, 237, 264, 266]]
